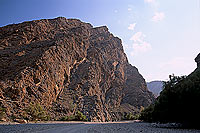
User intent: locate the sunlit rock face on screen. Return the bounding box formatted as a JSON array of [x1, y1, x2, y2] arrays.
[[195, 53, 200, 68], [0, 17, 155, 121]]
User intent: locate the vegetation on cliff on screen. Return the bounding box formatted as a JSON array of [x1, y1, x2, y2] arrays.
[[23, 102, 50, 121], [59, 111, 88, 121], [0, 106, 6, 121]]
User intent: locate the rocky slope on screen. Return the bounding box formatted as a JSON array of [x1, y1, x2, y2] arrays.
[[0, 17, 155, 122], [147, 81, 163, 97]]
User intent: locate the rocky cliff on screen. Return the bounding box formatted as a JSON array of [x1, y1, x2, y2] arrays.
[[0, 17, 154, 122]]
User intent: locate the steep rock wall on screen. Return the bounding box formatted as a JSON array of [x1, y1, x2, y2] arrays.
[[0, 17, 154, 121]]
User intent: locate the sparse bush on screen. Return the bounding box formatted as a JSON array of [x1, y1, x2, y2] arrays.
[[59, 115, 75, 121], [125, 113, 134, 120], [59, 111, 88, 121], [133, 113, 141, 120], [75, 111, 87, 121], [123, 112, 140, 120], [0, 107, 6, 121], [24, 102, 50, 121]]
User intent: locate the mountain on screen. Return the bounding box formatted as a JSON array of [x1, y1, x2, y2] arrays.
[[0, 17, 155, 122], [147, 81, 164, 97], [140, 53, 200, 128]]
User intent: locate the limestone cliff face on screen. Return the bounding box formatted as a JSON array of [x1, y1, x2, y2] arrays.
[[195, 53, 200, 68], [0, 17, 155, 121]]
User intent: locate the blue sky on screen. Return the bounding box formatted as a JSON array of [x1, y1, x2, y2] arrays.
[[0, 0, 200, 81]]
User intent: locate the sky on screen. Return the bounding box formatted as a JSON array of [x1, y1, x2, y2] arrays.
[[0, 0, 200, 82]]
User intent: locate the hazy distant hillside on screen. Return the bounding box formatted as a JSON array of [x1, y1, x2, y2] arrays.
[[147, 81, 164, 97]]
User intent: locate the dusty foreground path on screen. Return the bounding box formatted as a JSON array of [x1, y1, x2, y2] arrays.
[[0, 121, 200, 133]]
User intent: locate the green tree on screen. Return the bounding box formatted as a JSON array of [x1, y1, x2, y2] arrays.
[[140, 69, 200, 128]]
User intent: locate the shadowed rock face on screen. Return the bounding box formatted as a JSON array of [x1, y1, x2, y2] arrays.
[[0, 17, 155, 121], [195, 53, 200, 68]]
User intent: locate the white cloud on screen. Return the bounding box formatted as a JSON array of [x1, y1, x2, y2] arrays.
[[131, 42, 152, 56], [128, 8, 132, 11], [152, 12, 165, 22], [130, 32, 152, 56], [128, 23, 136, 31], [144, 0, 159, 10], [114, 10, 118, 13], [144, 0, 155, 3], [130, 32, 144, 42]]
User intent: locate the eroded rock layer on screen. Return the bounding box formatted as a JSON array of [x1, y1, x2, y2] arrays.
[[0, 17, 154, 121]]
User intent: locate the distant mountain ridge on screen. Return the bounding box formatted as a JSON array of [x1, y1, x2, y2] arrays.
[[147, 81, 164, 97]]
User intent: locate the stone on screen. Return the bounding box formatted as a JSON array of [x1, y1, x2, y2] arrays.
[[14, 119, 27, 124]]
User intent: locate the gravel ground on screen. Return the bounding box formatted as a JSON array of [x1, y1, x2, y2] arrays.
[[0, 121, 200, 133], [0, 122, 80, 133]]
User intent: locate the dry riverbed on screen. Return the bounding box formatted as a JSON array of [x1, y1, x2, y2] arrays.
[[0, 121, 200, 133]]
